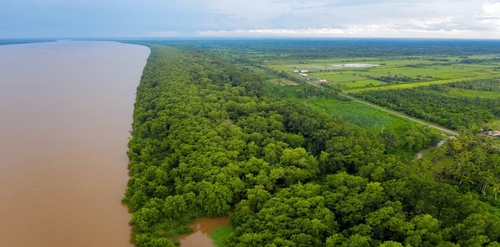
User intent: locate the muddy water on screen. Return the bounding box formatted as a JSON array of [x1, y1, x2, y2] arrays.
[[0, 41, 149, 247], [179, 217, 230, 247]]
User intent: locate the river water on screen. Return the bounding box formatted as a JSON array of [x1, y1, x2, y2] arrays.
[[179, 217, 230, 247], [0, 41, 150, 247]]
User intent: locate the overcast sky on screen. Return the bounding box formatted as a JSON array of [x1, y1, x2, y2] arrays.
[[2, 0, 500, 38]]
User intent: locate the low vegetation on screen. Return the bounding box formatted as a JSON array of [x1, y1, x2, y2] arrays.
[[210, 226, 235, 247]]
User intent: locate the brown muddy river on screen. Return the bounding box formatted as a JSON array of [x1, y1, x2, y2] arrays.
[[0, 41, 149, 247], [179, 217, 230, 247]]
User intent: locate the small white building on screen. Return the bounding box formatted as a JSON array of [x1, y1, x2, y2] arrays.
[[299, 73, 308, 77], [489, 131, 500, 137], [301, 70, 308, 73], [293, 70, 299, 73]]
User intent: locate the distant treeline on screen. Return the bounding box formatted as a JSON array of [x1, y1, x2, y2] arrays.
[[0, 39, 55, 46], [124, 39, 500, 59], [448, 79, 500, 92]]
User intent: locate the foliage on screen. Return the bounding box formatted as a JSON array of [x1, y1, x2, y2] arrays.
[[448, 79, 500, 92], [435, 134, 500, 197], [123, 43, 500, 246], [210, 226, 235, 247], [123, 44, 384, 245], [355, 81, 500, 130]]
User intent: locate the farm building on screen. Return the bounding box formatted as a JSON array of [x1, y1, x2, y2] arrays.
[[488, 131, 500, 137]]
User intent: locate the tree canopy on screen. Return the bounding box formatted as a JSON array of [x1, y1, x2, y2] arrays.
[[123, 44, 500, 246]]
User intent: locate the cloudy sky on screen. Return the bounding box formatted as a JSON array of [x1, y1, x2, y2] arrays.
[[2, 0, 500, 38]]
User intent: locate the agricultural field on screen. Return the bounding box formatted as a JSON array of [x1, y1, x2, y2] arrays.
[[308, 98, 416, 134], [264, 81, 432, 159], [263, 77, 418, 135], [210, 40, 500, 136], [265, 78, 300, 86], [267, 54, 500, 91]]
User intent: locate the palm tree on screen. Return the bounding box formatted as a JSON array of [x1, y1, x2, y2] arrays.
[[493, 183, 500, 199]]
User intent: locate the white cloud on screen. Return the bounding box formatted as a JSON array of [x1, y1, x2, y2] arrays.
[[197, 0, 500, 38], [210, 0, 326, 20], [481, 0, 500, 15], [198, 25, 500, 38], [199, 28, 344, 36], [2, 0, 500, 38]]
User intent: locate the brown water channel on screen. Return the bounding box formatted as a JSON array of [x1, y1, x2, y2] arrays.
[[179, 217, 230, 247], [0, 41, 150, 247]]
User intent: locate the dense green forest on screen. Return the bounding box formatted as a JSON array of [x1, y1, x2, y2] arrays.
[[430, 133, 500, 197], [353, 80, 500, 130], [123, 44, 500, 246], [135, 39, 500, 60], [448, 79, 500, 92]]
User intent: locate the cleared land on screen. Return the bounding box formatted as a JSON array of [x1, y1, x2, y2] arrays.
[[264, 81, 420, 137], [267, 54, 500, 91], [309, 98, 417, 134]]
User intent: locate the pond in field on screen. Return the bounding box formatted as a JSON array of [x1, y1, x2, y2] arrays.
[[331, 63, 379, 68], [0, 41, 149, 247], [179, 217, 230, 247]]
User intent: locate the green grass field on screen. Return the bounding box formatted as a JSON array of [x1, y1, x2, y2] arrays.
[[432, 156, 455, 173], [264, 79, 417, 135], [349, 74, 500, 92], [309, 99, 416, 134], [209, 226, 235, 247], [340, 80, 387, 88], [267, 54, 500, 91], [266, 78, 300, 86], [263, 53, 500, 140]]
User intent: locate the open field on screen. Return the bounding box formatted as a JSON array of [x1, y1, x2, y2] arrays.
[[267, 54, 500, 91], [349, 74, 500, 92], [266, 78, 300, 86], [341, 79, 387, 88], [309, 99, 417, 134], [433, 156, 456, 173], [263, 79, 418, 135]]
